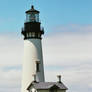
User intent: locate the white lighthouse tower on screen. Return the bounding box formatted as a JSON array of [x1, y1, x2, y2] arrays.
[[21, 5, 45, 92]]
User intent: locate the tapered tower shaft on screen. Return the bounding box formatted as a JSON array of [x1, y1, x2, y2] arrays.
[[21, 5, 45, 92]]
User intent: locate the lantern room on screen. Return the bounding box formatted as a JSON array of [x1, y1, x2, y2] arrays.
[[26, 5, 40, 22], [21, 5, 44, 40]]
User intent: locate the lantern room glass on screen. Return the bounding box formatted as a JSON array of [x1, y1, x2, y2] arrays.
[[26, 12, 39, 22]]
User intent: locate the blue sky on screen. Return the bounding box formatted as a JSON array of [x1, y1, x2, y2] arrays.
[[0, 0, 92, 92], [0, 0, 92, 33]]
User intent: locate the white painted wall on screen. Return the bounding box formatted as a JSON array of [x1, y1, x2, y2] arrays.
[[21, 39, 45, 92]]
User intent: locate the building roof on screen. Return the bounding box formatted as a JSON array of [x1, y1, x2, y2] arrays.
[[27, 81, 68, 90], [26, 5, 39, 14]]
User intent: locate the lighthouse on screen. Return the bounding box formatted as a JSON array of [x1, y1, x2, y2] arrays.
[[21, 5, 45, 92]]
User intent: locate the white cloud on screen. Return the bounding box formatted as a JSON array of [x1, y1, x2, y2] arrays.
[[52, 24, 92, 33], [43, 33, 92, 67], [0, 33, 22, 92], [0, 34, 23, 67], [0, 24, 92, 92], [43, 24, 92, 92]]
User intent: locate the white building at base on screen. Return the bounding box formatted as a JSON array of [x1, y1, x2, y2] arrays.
[[27, 76, 68, 92]]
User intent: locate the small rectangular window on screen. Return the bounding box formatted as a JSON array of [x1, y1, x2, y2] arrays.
[[36, 63, 40, 72]]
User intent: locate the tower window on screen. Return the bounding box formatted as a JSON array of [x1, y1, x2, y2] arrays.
[[27, 33, 29, 37], [38, 33, 41, 38], [32, 32, 35, 37], [29, 32, 32, 37], [36, 62, 40, 72]]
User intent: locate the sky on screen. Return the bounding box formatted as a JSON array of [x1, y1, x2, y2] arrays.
[[0, 0, 92, 92]]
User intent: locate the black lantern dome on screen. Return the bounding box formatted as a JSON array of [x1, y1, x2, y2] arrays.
[[21, 5, 44, 40]]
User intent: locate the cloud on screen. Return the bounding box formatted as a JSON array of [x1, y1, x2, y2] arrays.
[[43, 24, 92, 92], [0, 33, 22, 92], [52, 24, 92, 34], [0, 24, 92, 92], [0, 33, 23, 67], [43, 33, 92, 67]]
